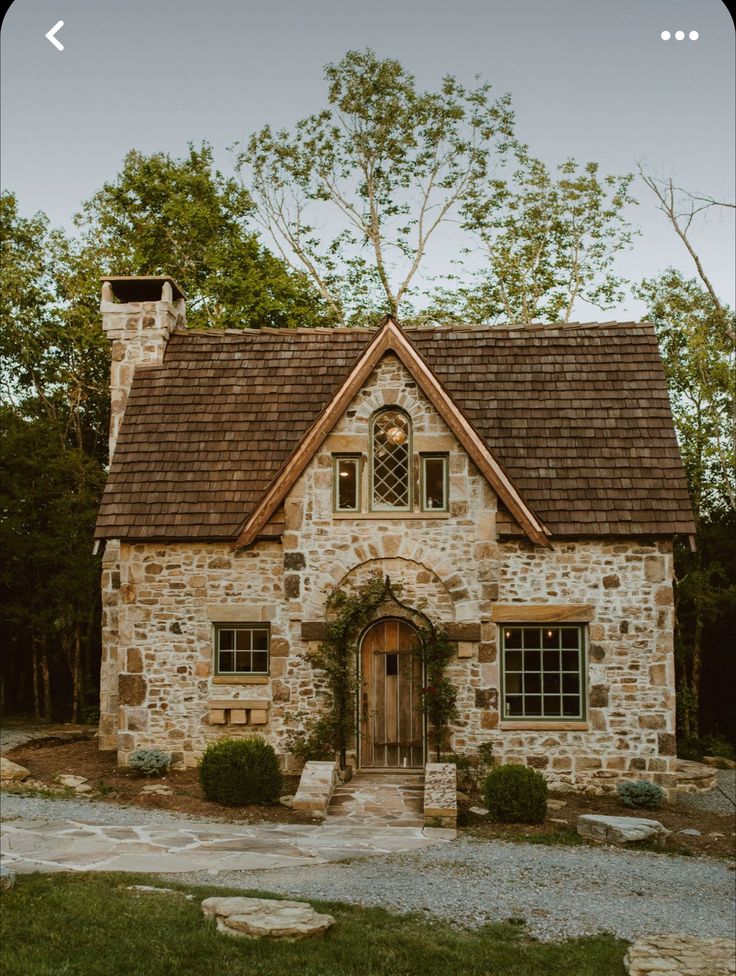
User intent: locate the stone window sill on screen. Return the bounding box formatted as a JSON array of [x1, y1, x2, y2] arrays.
[[499, 721, 589, 731], [332, 511, 450, 520], [212, 675, 269, 685]]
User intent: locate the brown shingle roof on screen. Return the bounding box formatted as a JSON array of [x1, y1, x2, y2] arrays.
[[95, 321, 695, 541]]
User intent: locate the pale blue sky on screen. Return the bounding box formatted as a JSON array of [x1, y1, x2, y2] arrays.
[[1, 0, 734, 319]]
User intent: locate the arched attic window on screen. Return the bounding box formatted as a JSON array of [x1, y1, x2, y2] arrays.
[[370, 408, 411, 510]]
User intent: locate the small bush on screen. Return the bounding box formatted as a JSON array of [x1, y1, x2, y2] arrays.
[[285, 716, 336, 763], [199, 737, 282, 806], [617, 779, 666, 809], [128, 749, 171, 777], [483, 763, 548, 824]]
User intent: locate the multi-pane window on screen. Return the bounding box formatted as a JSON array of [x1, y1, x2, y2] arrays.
[[333, 455, 360, 511], [420, 454, 448, 511], [371, 408, 411, 510], [216, 625, 270, 675], [501, 625, 585, 720]]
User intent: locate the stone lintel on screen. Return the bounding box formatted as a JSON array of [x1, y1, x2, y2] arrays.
[[300, 621, 481, 642], [492, 604, 595, 623]]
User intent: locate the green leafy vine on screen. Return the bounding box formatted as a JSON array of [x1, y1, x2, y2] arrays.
[[287, 574, 457, 768]]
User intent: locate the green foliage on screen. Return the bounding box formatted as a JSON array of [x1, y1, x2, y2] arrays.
[[238, 49, 516, 324], [638, 270, 735, 519], [127, 749, 171, 777], [1, 149, 332, 719], [616, 780, 666, 810], [0, 873, 629, 976], [304, 575, 391, 766], [0, 406, 103, 720], [442, 744, 495, 799], [639, 271, 736, 742], [422, 627, 458, 762], [483, 764, 548, 824], [76, 144, 331, 331], [199, 737, 283, 806], [295, 575, 457, 768], [284, 716, 337, 763], [678, 733, 736, 762], [453, 152, 636, 325]]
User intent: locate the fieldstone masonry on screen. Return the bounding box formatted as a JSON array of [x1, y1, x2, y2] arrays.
[[423, 762, 457, 827], [98, 305, 679, 794]]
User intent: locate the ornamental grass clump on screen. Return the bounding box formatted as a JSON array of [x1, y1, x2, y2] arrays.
[[199, 737, 282, 806], [617, 779, 665, 809], [483, 763, 548, 824], [127, 749, 171, 777]]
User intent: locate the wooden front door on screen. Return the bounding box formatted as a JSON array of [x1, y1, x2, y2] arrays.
[[360, 619, 424, 768]]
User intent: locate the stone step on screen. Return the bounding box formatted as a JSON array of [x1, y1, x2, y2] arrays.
[[675, 760, 717, 793]]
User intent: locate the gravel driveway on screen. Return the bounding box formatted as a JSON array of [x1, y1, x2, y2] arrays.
[[169, 838, 735, 943], [3, 790, 735, 944]]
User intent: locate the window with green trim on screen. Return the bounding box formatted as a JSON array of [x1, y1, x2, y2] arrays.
[[333, 455, 361, 511], [215, 624, 270, 675], [420, 454, 448, 511], [501, 625, 585, 719]]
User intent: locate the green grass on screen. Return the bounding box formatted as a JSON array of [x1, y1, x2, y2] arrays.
[[0, 872, 627, 976]]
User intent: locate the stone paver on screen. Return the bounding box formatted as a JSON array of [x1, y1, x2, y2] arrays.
[[202, 895, 335, 940], [625, 934, 736, 976], [1, 814, 449, 875], [577, 814, 670, 847], [326, 771, 426, 827]]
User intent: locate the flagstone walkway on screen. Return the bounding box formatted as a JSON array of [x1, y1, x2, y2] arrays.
[[326, 771, 425, 827], [1, 810, 452, 876]]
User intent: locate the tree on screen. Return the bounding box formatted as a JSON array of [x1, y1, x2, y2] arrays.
[[638, 172, 736, 742], [237, 49, 516, 325], [638, 168, 735, 321], [75, 143, 331, 330], [433, 152, 635, 325], [0, 407, 103, 720]]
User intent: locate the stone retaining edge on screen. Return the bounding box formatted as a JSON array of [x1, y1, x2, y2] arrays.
[[292, 760, 340, 816]]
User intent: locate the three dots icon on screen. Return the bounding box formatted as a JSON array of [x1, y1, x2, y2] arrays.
[[661, 30, 699, 41]]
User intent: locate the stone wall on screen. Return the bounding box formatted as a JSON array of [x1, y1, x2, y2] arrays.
[[100, 351, 677, 791]]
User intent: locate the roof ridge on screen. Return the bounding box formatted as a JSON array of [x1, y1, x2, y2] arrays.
[[171, 320, 651, 339]]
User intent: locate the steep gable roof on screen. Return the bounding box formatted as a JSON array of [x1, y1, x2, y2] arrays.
[[232, 317, 549, 548], [95, 320, 696, 542]]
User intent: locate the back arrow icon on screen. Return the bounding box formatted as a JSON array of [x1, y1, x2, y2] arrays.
[[45, 20, 64, 51]]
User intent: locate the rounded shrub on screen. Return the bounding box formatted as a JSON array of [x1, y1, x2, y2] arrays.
[[199, 737, 283, 806], [483, 763, 548, 824], [128, 749, 171, 777], [617, 779, 665, 809]]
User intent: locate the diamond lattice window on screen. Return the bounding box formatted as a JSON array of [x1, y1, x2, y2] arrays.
[[371, 409, 411, 509]]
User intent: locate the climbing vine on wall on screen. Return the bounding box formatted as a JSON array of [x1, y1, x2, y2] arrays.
[[288, 574, 457, 768]]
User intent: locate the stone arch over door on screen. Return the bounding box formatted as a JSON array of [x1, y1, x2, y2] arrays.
[[359, 617, 424, 769], [303, 550, 473, 625]]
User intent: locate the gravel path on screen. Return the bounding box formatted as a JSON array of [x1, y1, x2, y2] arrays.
[[170, 838, 736, 943], [676, 770, 736, 815], [0, 793, 231, 828]]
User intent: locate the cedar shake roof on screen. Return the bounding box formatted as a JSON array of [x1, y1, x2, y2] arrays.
[[94, 321, 696, 541]]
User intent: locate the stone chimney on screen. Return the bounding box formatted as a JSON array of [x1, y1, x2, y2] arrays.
[[100, 276, 186, 461]]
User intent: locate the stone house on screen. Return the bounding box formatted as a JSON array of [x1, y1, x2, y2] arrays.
[[95, 276, 695, 793]]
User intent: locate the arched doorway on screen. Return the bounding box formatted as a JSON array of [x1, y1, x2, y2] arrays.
[[359, 618, 424, 768]]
